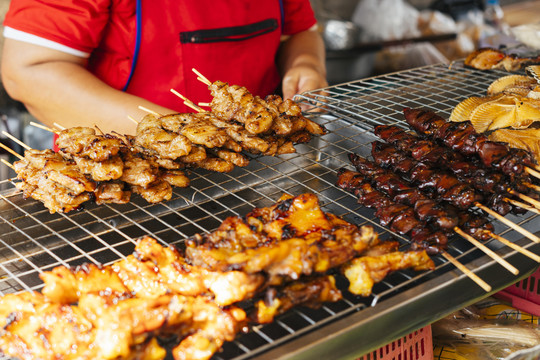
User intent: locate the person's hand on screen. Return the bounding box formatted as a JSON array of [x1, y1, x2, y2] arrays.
[[281, 63, 328, 100]]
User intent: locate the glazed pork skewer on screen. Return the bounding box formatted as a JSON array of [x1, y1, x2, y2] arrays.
[[367, 141, 540, 244], [336, 168, 492, 291], [348, 153, 492, 237], [403, 107, 540, 181], [371, 141, 483, 211], [347, 153, 539, 265], [373, 124, 538, 214]]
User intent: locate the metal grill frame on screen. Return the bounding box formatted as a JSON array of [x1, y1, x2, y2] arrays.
[[0, 61, 539, 360]]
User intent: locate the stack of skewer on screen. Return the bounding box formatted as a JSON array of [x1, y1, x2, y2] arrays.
[[0, 69, 326, 213], [338, 107, 540, 291], [0, 193, 435, 360]]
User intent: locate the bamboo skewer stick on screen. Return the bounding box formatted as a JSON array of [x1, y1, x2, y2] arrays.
[[29, 121, 58, 134], [488, 232, 540, 263], [138, 106, 162, 117], [475, 202, 540, 243], [2, 131, 31, 150], [441, 251, 492, 292], [525, 166, 540, 181], [454, 227, 519, 275], [524, 182, 540, 193], [484, 229, 540, 263], [0, 142, 23, 159], [504, 197, 540, 215], [192, 68, 212, 86], [507, 189, 540, 210], [170, 89, 205, 113], [198, 102, 211, 107], [1, 158, 15, 169], [127, 116, 139, 125], [53, 122, 65, 130]]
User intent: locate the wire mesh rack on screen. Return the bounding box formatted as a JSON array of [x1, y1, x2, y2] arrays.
[[1, 61, 539, 360]]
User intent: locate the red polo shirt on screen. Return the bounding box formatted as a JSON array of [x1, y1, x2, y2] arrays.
[[4, 0, 317, 112]]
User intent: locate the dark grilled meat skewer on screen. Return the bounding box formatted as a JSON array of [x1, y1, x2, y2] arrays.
[[373, 124, 533, 215], [336, 168, 448, 254], [347, 153, 493, 241], [403, 108, 537, 181], [370, 141, 483, 211]]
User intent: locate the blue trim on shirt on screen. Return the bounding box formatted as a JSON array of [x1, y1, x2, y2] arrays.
[[278, 0, 284, 32], [122, 0, 142, 91]]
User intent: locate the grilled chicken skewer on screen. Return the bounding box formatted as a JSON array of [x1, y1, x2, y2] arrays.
[[185, 193, 381, 282], [0, 290, 245, 360], [192, 68, 326, 137]]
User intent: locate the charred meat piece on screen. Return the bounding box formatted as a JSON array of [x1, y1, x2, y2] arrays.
[[131, 179, 172, 203], [94, 182, 132, 205], [253, 275, 342, 324]]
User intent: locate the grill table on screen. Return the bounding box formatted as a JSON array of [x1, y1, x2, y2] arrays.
[[1, 61, 539, 360]]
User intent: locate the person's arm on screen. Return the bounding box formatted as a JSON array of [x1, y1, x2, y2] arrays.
[[1, 38, 176, 135], [277, 27, 328, 100]]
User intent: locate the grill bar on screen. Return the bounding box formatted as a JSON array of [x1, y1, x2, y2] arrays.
[[1, 61, 539, 359]]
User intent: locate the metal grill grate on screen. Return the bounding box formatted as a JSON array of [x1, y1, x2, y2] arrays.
[[1, 61, 539, 360]]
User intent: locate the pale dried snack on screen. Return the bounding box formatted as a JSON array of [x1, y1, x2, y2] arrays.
[[489, 128, 540, 163], [450, 94, 503, 123], [487, 74, 537, 96], [513, 98, 540, 129], [469, 95, 518, 132]]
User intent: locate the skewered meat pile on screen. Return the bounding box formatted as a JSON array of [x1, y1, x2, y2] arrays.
[[9, 79, 326, 213], [0, 193, 434, 360], [13, 148, 97, 213], [337, 107, 539, 255]]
